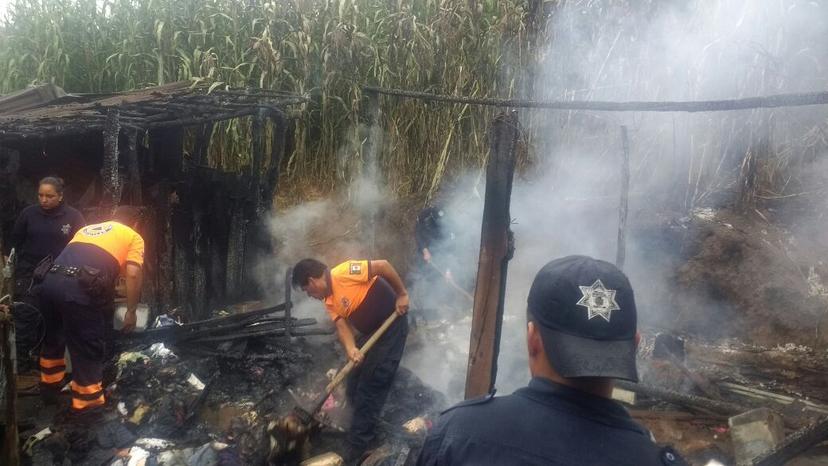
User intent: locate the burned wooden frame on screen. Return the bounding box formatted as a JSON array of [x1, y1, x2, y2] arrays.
[[0, 82, 307, 320], [363, 85, 828, 401]]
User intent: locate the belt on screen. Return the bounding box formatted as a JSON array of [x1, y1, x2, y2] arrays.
[[49, 264, 80, 277]]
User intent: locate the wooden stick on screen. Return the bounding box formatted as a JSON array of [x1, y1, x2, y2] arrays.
[[1, 309, 19, 466], [616, 126, 630, 269], [427, 261, 474, 302], [324, 312, 400, 395]]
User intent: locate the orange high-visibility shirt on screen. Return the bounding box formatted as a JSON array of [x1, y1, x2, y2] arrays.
[[69, 221, 145, 268], [324, 260, 377, 322]]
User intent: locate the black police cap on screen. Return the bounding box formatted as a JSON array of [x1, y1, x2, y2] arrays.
[[527, 255, 638, 382]]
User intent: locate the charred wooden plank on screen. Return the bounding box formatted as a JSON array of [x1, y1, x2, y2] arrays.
[[101, 108, 121, 206], [615, 380, 750, 416]]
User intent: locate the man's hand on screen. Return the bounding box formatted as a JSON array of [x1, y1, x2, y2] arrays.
[[422, 248, 432, 263], [347, 347, 364, 366], [395, 293, 410, 316], [121, 309, 137, 333]]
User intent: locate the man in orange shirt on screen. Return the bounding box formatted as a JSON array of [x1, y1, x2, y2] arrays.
[[38, 206, 145, 418], [292, 258, 410, 462]]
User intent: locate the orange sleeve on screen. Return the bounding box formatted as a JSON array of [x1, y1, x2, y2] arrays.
[[126, 231, 145, 267]]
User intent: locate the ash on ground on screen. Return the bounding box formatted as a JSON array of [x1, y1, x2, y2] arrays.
[[21, 330, 446, 466]]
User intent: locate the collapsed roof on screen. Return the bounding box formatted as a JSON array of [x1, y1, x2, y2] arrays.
[[0, 81, 307, 142]]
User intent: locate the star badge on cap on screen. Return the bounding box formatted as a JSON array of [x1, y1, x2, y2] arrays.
[[576, 279, 620, 322]]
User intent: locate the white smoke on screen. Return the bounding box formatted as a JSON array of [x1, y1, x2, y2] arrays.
[[402, 0, 828, 398]]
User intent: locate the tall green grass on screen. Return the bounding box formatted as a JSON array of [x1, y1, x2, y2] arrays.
[[0, 0, 530, 198]]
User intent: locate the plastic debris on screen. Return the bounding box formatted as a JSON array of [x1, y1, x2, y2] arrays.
[[129, 404, 151, 424], [187, 373, 206, 391], [153, 313, 181, 328], [148, 343, 177, 362], [403, 416, 430, 435], [22, 427, 52, 456], [134, 438, 175, 451]]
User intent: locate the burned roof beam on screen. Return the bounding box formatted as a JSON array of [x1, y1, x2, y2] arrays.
[[364, 86, 828, 113], [144, 107, 278, 129]]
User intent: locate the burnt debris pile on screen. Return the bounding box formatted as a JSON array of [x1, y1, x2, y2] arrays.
[[21, 309, 446, 466]]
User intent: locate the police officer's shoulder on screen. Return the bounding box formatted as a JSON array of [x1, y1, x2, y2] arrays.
[[440, 390, 496, 415]]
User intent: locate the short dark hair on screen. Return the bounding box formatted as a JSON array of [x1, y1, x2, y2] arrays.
[[39, 176, 65, 195], [112, 205, 144, 227], [292, 258, 328, 288]]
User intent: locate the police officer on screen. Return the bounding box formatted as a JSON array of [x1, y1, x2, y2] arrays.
[[413, 205, 470, 319], [293, 258, 409, 462], [6, 177, 85, 367], [38, 206, 144, 416], [417, 255, 687, 466]]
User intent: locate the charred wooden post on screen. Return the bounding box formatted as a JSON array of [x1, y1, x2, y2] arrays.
[[465, 111, 519, 399], [264, 110, 287, 207], [149, 127, 184, 312], [101, 108, 121, 206], [236, 109, 271, 299], [753, 415, 828, 466], [126, 129, 142, 204], [362, 89, 381, 256], [616, 126, 630, 269], [250, 109, 267, 215], [226, 189, 247, 299], [192, 123, 213, 166], [0, 307, 19, 466], [284, 267, 293, 338]]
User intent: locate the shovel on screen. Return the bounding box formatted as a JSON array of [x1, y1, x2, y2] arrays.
[[272, 311, 401, 438], [426, 260, 474, 303]]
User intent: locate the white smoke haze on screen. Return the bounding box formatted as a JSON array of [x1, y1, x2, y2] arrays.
[[250, 0, 828, 402], [254, 119, 393, 329], [402, 0, 828, 399]]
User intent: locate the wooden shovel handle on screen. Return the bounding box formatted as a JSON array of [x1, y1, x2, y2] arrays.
[[324, 311, 400, 394]]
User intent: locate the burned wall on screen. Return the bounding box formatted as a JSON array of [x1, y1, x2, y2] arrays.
[[0, 111, 288, 321]]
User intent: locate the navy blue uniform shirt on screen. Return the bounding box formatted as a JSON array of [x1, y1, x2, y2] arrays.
[[10, 203, 85, 276], [417, 377, 686, 466]]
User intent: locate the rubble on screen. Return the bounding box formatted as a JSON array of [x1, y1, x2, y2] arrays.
[[729, 408, 785, 465], [18, 310, 445, 466]]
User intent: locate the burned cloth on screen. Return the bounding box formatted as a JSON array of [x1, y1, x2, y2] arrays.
[[95, 420, 138, 449], [416, 377, 687, 466]]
